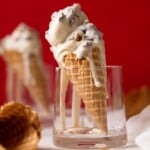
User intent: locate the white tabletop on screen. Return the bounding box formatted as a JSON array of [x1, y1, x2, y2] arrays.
[[38, 128, 140, 150]]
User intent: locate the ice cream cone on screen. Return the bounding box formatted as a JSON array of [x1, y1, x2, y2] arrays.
[[45, 3, 108, 133], [0, 101, 41, 150], [3, 50, 49, 112], [64, 47, 107, 133], [0, 23, 50, 113]]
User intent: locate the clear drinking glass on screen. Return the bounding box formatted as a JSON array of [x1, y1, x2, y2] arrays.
[[53, 66, 127, 149], [5, 64, 54, 127]]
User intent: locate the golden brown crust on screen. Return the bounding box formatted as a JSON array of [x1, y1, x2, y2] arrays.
[[0, 101, 41, 150]]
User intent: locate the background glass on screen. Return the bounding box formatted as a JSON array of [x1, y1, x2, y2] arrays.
[[5, 64, 54, 127]]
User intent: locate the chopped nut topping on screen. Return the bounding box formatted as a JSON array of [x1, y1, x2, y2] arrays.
[[83, 41, 92, 47], [84, 35, 93, 41], [59, 13, 65, 22], [25, 36, 32, 40], [74, 33, 82, 41]]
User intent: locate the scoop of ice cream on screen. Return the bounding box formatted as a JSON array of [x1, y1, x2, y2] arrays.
[[45, 4, 104, 63], [45, 3, 88, 46], [45, 3, 106, 87], [51, 22, 103, 64], [1, 23, 41, 56], [45, 3, 105, 64]]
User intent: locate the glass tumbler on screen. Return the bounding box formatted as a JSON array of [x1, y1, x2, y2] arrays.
[[5, 64, 54, 127], [53, 66, 127, 149]]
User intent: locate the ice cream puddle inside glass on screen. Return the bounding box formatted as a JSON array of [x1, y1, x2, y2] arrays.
[[46, 3, 126, 148]]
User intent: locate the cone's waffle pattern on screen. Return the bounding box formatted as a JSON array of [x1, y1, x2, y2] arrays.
[[3, 50, 49, 111], [0, 101, 41, 150], [64, 47, 107, 132]]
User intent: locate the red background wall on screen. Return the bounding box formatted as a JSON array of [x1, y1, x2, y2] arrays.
[[0, 0, 150, 103]]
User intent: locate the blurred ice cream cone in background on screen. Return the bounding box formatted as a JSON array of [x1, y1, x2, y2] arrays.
[[0, 23, 49, 113]]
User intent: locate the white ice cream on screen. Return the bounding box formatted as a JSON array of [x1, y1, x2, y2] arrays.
[[45, 3, 87, 46], [45, 3, 106, 87], [1, 23, 41, 55]]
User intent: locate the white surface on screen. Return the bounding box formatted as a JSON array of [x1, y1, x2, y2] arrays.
[[38, 106, 150, 150], [127, 105, 150, 141], [135, 128, 150, 150], [38, 128, 140, 150]]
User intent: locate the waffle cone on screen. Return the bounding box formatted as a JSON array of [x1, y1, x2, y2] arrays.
[[64, 47, 107, 132], [0, 101, 41, 150], [3, 50, 49, 112]]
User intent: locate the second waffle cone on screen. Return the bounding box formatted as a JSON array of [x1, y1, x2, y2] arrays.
[[64, 47, 108, 133], [3, 50, 49, 112]]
